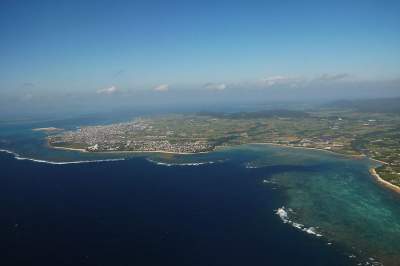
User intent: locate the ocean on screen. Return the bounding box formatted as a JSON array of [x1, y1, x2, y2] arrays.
[[1, 117, 400, 266]]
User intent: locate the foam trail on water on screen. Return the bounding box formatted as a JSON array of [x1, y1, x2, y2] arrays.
[[0, 149, 125, 165], [275, 206, 323, 237], [245, 162, 259, 169], [146, 158, 217, 167]]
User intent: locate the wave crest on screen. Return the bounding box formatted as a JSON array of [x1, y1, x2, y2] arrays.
[[146, 158, 216, 167], [0, 149, 125, 165], [275, 206, 323, 237]]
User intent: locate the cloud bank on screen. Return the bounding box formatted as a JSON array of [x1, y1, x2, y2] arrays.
[[315, 73, 351, 81], [97, 86, 118, 95], [204, 83, 227, 91], [257, 73, 352, 89], [153, 84, 169, 92]]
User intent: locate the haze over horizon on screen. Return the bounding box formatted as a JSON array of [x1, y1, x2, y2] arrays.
[[0, 0, 399, 119]]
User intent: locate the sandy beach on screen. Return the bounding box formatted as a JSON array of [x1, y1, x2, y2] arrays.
[[369, 168, 400, 194]]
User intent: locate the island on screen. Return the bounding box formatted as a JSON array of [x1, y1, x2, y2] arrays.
[[47, 101, 400, 190]]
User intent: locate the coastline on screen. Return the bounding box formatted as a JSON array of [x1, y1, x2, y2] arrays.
[[52, 142, 359, 158], [253, 142, 400, 194], [49, 143, 212, 155], [247, 142, 365, 159], [48, 140, 400, 194], [369, 168, 400, 194]]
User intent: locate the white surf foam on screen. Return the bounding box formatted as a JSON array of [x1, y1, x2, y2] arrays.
[[245, 163, 259, 169], [276, 208, 382, 265], [0, 149, 125, 165], [262, 179, 277, 184], [275, 206, 323, 237], [146, 158, 216, 167]]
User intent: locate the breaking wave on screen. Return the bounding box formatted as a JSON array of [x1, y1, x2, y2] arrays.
[[245, 162, 259, 169], [146, 158, 217, 167], [262, 179, 277, 184], [275, 206, 323, 237], [0, 149, 125, 165]]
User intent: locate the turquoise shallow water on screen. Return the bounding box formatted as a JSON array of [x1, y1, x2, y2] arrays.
[[120, 145, 400, 265], [227, 145, 400, 266], [1, 121, 400, 265]]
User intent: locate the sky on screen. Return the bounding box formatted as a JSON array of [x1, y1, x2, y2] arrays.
[[0, 0, 399, 118]]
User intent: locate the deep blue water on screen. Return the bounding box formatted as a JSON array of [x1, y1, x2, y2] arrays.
[[2, 115, 400, 266], [0, 152, 354, 266]]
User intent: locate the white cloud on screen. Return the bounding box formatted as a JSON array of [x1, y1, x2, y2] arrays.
[[258, 73, 352, 89], [204, 83, 227, 91], [260, 76, 301, 87], [315, 73, 351, 81], [153, 84, 169, 92], [97, 86, 118, 95]]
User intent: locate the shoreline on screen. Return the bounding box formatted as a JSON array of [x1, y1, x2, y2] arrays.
[[253, 142, 400, 194], [48, 141, 400, 194], [49, 143, 212, 155], [247, 142, 365, 159], [369, 168, 400, 194], [51, 141, 360, 158]]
